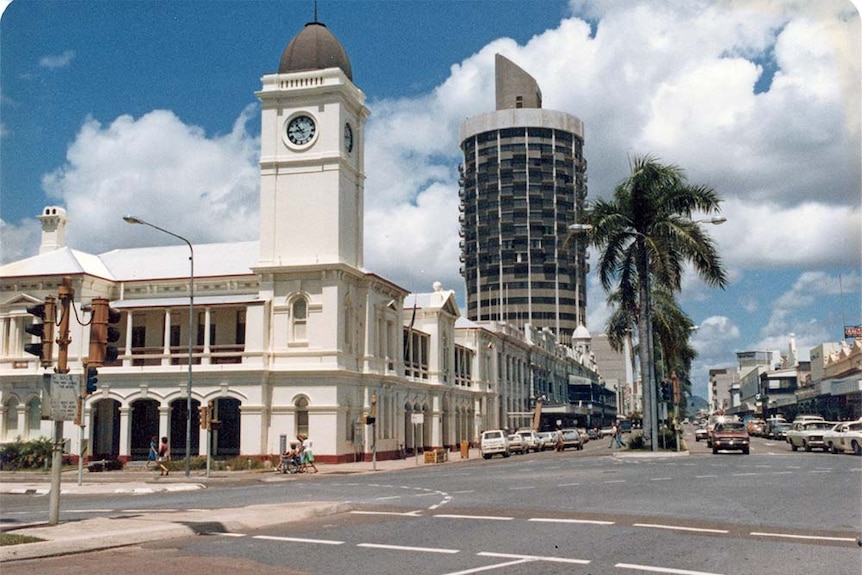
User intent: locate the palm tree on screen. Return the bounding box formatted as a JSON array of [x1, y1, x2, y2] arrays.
[[585, 155, 727, 449]]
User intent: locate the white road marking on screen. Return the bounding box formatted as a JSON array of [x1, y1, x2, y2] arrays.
[[650, 477, 673, 481], [254, 535, 344, 545], [479, 551, 590, 565], [633, 523, 729, 534], [604, 479, 626, 483], [206, 532, 245, 537], [529, 517, 614, 526], [440, 558, 532, 574], [434, 514, 513, 521], [616, 562, 724, 575], [750, 531, 857, 543], [507, 486, 536, 490], [357, 542, 459, 554], [375, 495, 402, 500], [557, 482, 580, 487], [452, 490, 475, 494], [695, 475, 717, 478], [350, 510, 422, 517]]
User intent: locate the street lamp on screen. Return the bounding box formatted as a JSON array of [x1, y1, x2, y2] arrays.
[[123, 215, 195, 478]]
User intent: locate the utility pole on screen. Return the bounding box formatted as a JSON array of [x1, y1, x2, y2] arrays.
[[49, 276, 74, 525]]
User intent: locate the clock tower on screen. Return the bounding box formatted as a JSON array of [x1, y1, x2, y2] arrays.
[[256, 19, 369, 269]]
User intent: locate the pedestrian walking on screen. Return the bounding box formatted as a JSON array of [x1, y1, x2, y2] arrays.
[[156, 436, 170, 476], [146, 436, 158, 470], [297, 433, 318, 473], [608, 423, 620, 448], [614, 424, 625, 448], [554, 427, 564, 452]]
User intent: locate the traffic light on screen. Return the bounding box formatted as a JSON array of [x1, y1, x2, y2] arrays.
[[660, 380, 671, 402], [364, 416, 376, 425], [88, 298, 121, 367], [85, 367, 98, 395], [199, 403, 209, 430], [25, 296, 56, 367]]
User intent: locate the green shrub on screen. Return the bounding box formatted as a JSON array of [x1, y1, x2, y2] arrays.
[[0, 438, 54, 470]]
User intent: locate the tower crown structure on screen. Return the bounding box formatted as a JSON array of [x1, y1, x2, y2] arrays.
[[458, 55, 588, 345], [257, 18, 368, 270]]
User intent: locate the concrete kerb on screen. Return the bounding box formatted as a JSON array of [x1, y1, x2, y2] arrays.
[[0, 501, 350, 563]]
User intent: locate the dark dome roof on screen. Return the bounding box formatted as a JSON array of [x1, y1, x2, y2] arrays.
[[278, 22, 352, 81]]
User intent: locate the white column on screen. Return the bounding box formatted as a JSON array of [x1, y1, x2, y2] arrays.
[[124, 310, 134, 367], [162, 309, 172, 366], [203, 307, 211, 365], [118, 406, 131, 458]]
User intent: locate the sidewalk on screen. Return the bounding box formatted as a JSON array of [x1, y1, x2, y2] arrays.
[[0, 448, 480, 563]]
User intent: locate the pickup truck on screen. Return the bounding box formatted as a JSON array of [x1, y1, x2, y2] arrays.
[[823, 420, 862, 455], [786, 420, 835, 452]]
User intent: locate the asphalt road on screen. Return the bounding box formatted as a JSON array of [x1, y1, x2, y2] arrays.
[[2, 430, 860, 575]]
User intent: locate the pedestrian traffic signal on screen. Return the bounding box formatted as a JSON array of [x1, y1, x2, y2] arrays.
[[24, 296, 56, 367], [88, 298, 121, 367], [85, 367, 98, 395]]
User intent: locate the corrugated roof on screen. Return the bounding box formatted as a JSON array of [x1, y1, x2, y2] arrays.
[[101, 241, 257, 281], [0, 247, 113, 279]]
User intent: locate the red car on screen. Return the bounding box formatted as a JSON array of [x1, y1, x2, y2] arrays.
[[712, 421, 750, 454]]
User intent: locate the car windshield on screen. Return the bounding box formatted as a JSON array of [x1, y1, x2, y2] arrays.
[[805, 422, 832, 430], [719, 423, 745, 431]]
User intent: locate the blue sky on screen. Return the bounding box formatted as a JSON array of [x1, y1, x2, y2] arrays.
[[1, 0, 860, 398]]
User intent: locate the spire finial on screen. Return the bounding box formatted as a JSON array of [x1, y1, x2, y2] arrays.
[[314, 0, 318, 23]]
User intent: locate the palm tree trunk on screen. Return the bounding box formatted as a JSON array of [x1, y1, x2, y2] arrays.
[[637, 239, 657, 451]]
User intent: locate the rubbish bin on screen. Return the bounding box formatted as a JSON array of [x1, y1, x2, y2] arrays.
[[460, 440, 469, 459]]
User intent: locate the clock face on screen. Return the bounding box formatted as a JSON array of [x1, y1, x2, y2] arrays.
[[287, 115, 316, 146], [344, 123, 354, 153]]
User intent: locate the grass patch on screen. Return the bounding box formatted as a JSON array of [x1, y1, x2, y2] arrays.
[[0, 532, 45, 546]]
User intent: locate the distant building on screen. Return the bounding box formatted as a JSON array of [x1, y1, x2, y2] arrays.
[[458, 54, 588, 346]]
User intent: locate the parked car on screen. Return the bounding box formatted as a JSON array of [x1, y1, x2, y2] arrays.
[[786, 420, 834, 452], [577, 428, 590, 444], [507, 434, 527, 454], [480, 430, 510, 459], [560, 428, 583, 450], [711, 421, 750, 454], [537, 431, 557, 450], [695, 425, 708, 442], [746, 418, 765, 437], [599, 426, 616, 438], [823, 420, 862, 455], [764, 420, 791, 440], [516, 429, 543, 452], [792, 414, 825, 424]]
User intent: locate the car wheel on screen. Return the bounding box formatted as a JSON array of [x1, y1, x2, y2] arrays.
[[742, 447, 749, 455], [830, 443, 839, 454], [804, 441, 812, 452], [791, 443, 798, 452], [482, 453, 491, 460], [503, 451, 510, 458], [712, 447, 718, 454], [852, 441, 862, 456]]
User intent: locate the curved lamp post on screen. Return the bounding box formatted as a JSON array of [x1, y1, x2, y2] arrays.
[[123, 216, 194, 477]]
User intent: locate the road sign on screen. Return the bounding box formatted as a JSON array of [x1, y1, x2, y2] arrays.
[[49, 373, 79, 421]]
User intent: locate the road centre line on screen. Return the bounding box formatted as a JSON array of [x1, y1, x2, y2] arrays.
[[254, 535, 344, 545], [529, 517, 614, 526], [508, 486, 536, 490], [350, 510, 423, 517], [434, 513, 513, 521], [604, 479, 626, 483], [374, 495, 402, 500], [650, 477, 673, 481], [357, 542, 459, 554], [750, 531, 857, 543], [616, 562, 723, 575], [731, 473, 759, 476], [557, 482, 580, 487], [633, 523, 729, 534], [452, 490, 475, 494], [479, 551, 590, 565], [695, 475, 717, 478]]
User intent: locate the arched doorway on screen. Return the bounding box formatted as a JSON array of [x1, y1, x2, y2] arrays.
[[130, 399, 160, 460], [170, 398, 200, 456], [3, 397, 19, 441], [209, 397, 241, 458], [90, 398, 120, 459]]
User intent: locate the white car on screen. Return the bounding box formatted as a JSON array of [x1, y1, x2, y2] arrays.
[[537, 431, 556, 450], [516, 429, 543, 452], [507, 434, 527, 454], [480, 430, 510, 459], [824, 420, 862, 455], [786, 420, 834, 452]]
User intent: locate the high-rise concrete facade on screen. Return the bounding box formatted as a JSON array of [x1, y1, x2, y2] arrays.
[[458, 54, 588, 345]]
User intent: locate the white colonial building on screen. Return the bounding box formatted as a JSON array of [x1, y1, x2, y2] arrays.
[[0, 19, 602, 464]]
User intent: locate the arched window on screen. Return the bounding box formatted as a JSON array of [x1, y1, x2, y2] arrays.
[[291, 298, 308, 341], [295, 397, 309, 438]]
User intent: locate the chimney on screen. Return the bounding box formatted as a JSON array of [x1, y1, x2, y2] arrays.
[[37, 206, 68, 254]]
